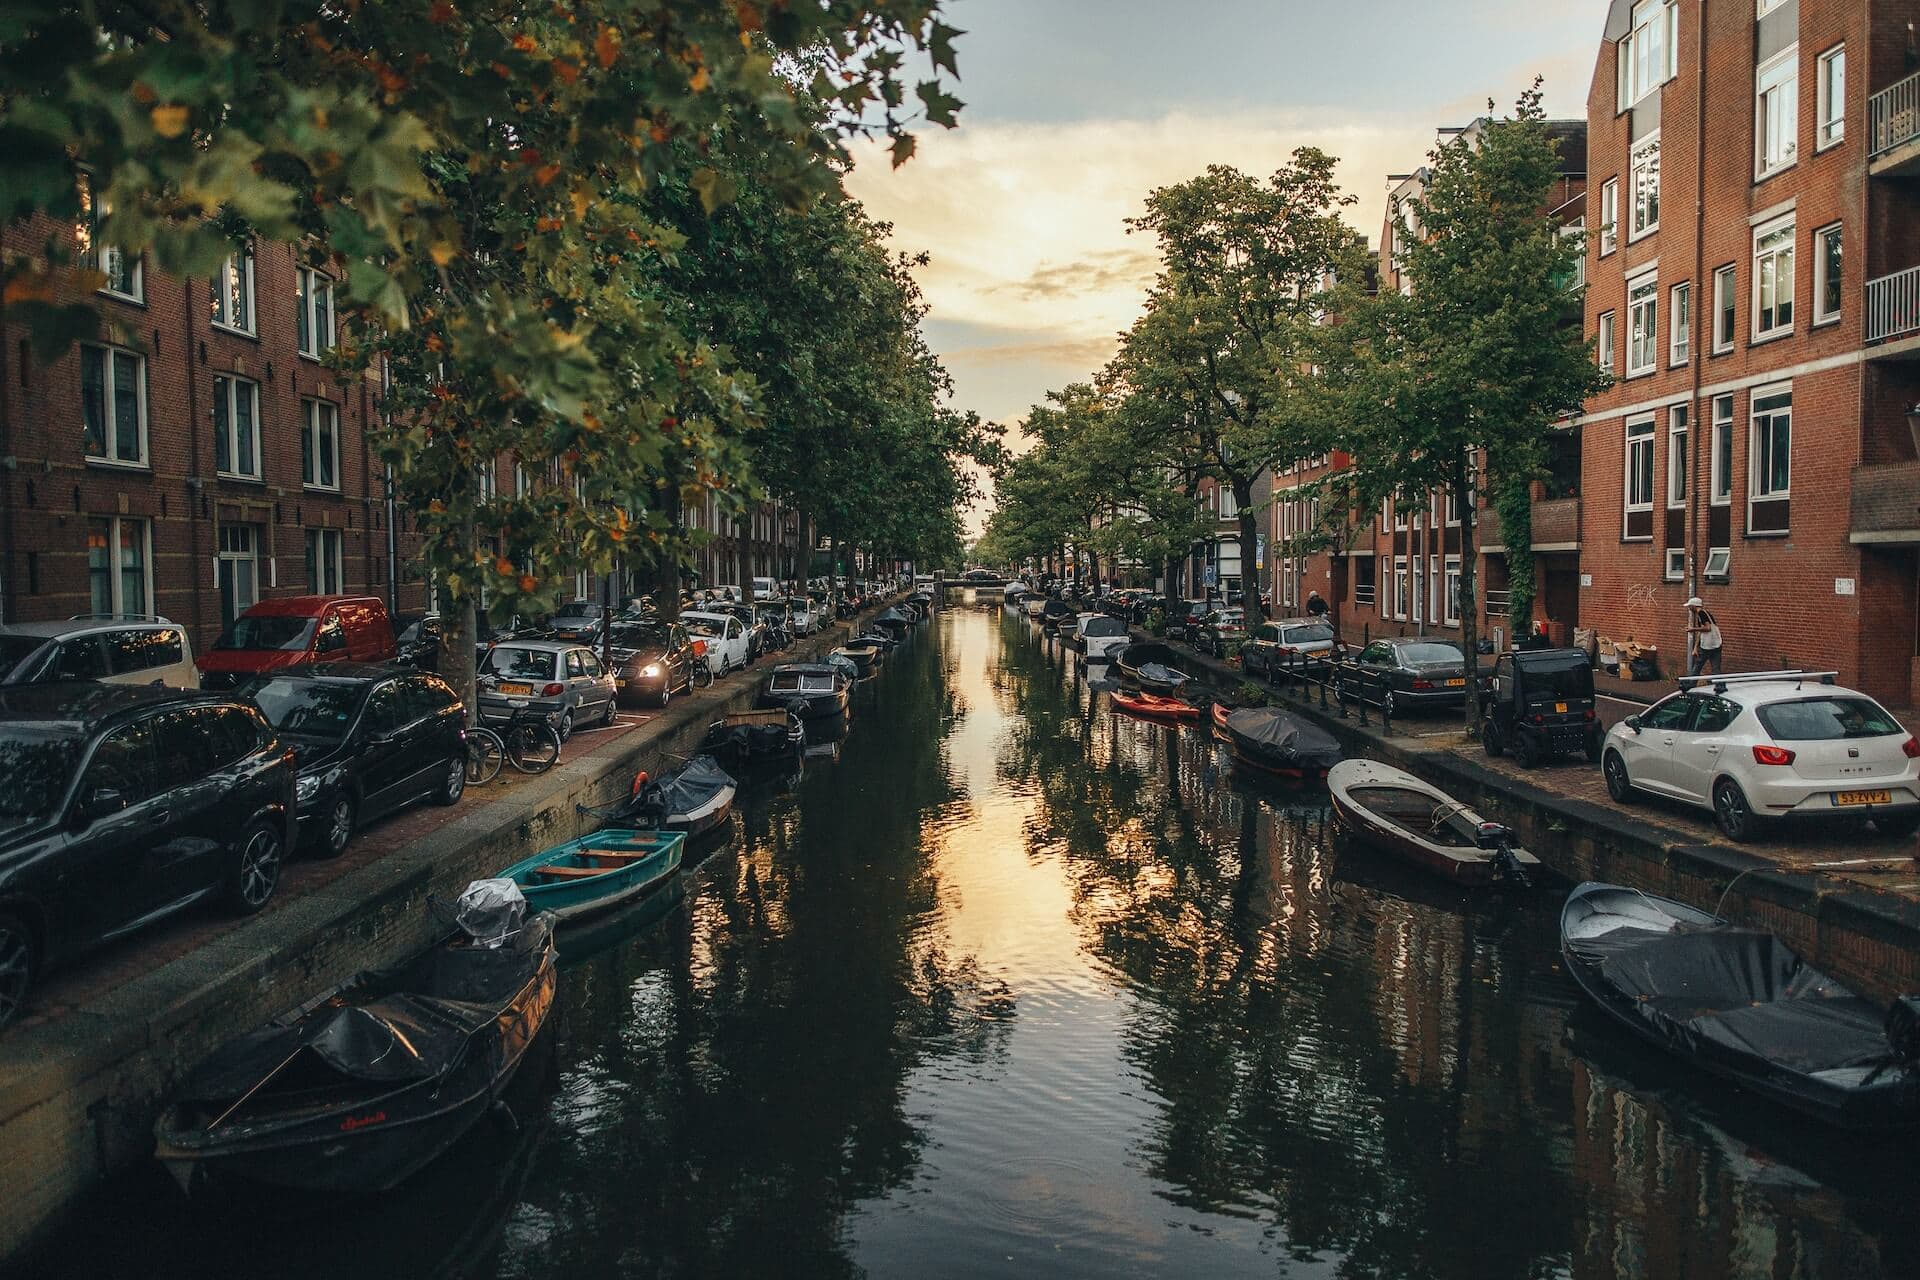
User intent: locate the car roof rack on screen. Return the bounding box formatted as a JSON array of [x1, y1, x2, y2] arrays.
[[65, 612, 173, 624], [1677, 669, 1838, 695]]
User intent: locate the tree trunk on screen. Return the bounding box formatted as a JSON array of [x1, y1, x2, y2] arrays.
[[1455, 463, 1481, 735], [1087, 547, 1101, 593], [736, 513, 752, 600], [446, 499, 479, 724], [1235, 477, 1263, 627]]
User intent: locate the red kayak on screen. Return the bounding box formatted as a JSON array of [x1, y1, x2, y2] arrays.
[[1112, 690, 1201, 721]]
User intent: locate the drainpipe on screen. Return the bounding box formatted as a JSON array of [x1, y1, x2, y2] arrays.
[[184, 279, 206, 644], [1687, 0, 1709, 600], [381, 358, 397, 613], [0, 295, 13, 624]]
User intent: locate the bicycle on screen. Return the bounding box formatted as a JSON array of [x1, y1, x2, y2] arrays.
[[466, 707, 564, 780], [465, 725, 506, 784]]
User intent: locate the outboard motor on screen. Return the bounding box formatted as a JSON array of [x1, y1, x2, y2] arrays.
[[1475, 822, 1531, 889]]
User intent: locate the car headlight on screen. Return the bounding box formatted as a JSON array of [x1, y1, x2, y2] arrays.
[[641, 663, 662, 678], [296, 775, 320, 802]]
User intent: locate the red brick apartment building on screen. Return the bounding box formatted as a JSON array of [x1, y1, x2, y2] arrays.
[[1580, 0, 1920, 707]]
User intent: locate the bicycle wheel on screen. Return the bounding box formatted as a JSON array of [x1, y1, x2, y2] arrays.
[[506, 720, 563, 774], [465, 728, 505, 784], [692, 662, 714, 690]]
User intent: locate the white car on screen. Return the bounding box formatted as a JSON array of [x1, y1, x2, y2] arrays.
[[1600, 672, 1920, 842], [681, 611, 750, 677], [1074, 614, 1131, 662], [752, 576, 780, 602], [0, 615, 200, 689], [786, 597, 821, 636]]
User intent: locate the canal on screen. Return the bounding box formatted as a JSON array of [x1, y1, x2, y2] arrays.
[[37, 603, 1920, 1279]]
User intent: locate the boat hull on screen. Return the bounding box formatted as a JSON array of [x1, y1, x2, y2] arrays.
[[498, 831, 685, 923]]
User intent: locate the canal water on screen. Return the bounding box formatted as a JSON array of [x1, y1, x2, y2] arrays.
[[39, 603, 1920, 1279]]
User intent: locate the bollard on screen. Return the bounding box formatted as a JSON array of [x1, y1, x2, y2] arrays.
[[1381, 692, 1394, 736], [1318, 662, 1329, 709], [1355, 671, 1370, 727]]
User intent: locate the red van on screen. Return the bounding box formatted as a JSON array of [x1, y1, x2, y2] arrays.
[[197, 595, 398, 689]]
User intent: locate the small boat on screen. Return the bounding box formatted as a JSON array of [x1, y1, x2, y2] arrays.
[[1561, 882, 1920, 1130], [1133, 662, 1192, 696], [1328, 760, 1539, 885], [833, 644, 880, 675], [1116, 641, 1178, 685], [590, 755, 738, 837], [872, 607, 913, 638], [757, 663, 851, 719], [701, 707, 804, 762], [497, 829, 685, 922], [1222, 707, 1342, 779], [1039, 600, 1077, 633], [1111, 690, 1201, 721], [154, 882, 557, 1194]]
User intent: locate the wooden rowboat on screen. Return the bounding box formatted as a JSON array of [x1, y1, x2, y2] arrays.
[[1327, 759, 1537, 885], [496, 829, 685, 922], [1111, 690, 1200, 721]]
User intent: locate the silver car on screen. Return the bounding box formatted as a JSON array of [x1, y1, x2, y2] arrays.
[[477, 640, 617, 740]]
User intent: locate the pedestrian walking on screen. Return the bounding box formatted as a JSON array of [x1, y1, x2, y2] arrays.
[[1306, 590, 1328, 620], [1685, 597, 1723, 677]]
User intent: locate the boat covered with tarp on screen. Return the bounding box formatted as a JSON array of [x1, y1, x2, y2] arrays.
[[1560, 881, 1920, 1130], [154, 881, 557, 1193], [756, 662, 851, 719], [1328, 759, 1538, 885], [590, 755, 738, 837], [1223, 707, 1342, 779], [700, 707, 804, 762]]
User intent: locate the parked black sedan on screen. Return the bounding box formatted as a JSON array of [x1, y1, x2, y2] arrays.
[[607, 619, 697, 708], [1335, 637, 1471, 716], [241, 665, 467, 858], [394, 612, 445, 673], [0, 682, 296, 1028]]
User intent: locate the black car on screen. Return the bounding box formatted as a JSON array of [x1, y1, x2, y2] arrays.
[[543, 601, 607, 647], [242, 665, 467, 858], [1168, 600, 1211, 644], [1335, 637, 1471, 716], [1481, 647, 1602, 767], [607, 619, 697, 708], [0, 683, 296, 1027], [394, 613, 445, 673]]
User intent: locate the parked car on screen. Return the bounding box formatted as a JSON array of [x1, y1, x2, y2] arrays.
[[197, 596, 396, 690], [1480, 647, 1601, 768], [0, 616, 199, 689], [474, 613, 535, 668], [1601, 673, 1920, 842], [752, 576, 781, 602], [241, 665, 466, 858], [477, 640, 617, 740], [393, 613, 445, 673], [786, 597, 822, 637], [1241, 619, 1339, 680], [1335, 637, 1471, 716], [543, 600, 607, 647], [1168, 600, 1211, 644], [1194, 608, 1249, 659], [716, 603, 770, 664], [756, 601, 793, 649], [0, 683, 296, 1027], [682, 611, 750, 677], [607, 619, 697, 708]]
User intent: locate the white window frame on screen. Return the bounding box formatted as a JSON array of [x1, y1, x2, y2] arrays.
[[1443, 557, 1462, 626], [1704, 546, 1732, 580], [1218, 487, 1239, 520], [1560, 218, 1587, 291], [77, 178, 142, 303], [1667, 405, 1689, 509], [1427, 555, 1441, 630], [1619, 2, 1678, 110], [216, 523, 261, 625], [213, 374, 262, 481], [1756, 45, 1800, 181], [1669, 281, 1690, 366], [1712, 264, 1737, 354], [79, 342, 148, 468], [1757, 0, 1787, 16], [306, 528, 345, 594], [1665, 548, 1686, 581], [1627, 274, 1659, 377], [1393, 556, 1409, 620], [1630, 133, 1660, 241], [301, 398, 341, 492], [1597, 310, 1617, 374], [1817, 45, 1845, 151], [1599, 178, 1619, 256], [211, 249, 256, 335], [1624, 414, 1657, 535], [1813, 222, 1842, 327], [296, 266, 336, 358], [1749, 384, 1792, 523], [1710, 395, 1735, 507], [1752, 216, 1795, 342], [87, 515, 151, 617]]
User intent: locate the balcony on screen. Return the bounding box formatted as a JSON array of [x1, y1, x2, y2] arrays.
[[1530, 496, 1580, 551], [1851, 461, 1920, 545], [1866, 266, 1920, 350], [1870, 70, 1920, 176]]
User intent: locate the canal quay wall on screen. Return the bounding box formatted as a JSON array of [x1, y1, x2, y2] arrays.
[[1137, 631, 1920, 1008], [0, 608, 884, 1263]]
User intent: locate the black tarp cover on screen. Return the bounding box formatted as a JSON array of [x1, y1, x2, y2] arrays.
[[875, 607, 912, 625], [1135, 663, 1191, 688], [1225, 709, 1343, 769]]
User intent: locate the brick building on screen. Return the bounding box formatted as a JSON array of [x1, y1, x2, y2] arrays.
[[1579, 0, 1920, 707]]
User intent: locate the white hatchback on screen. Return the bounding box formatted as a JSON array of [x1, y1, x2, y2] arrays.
[[682, 610, 750, 677], [1600, 672, 1920, 842]]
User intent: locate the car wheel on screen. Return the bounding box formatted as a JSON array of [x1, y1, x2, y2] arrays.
[[557, 708, 575, 742], [1482, 719, 1505, 758], [654, 681, 672, 709], [1877, 812, 1920, 839], [0, 912, 34, 1030], [316, 794, 356, 859], [599, 695, 618, 727], [434, 754, 466, 806], [1513, 730, 1540, 770], [225, 821, 285, 914], [1603, 751, 1635, 803], [1714, 779, 1762, 843]]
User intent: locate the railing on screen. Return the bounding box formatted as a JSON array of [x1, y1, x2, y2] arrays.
[[1484, 589, 1512, 618], [1352, 584, 1377, 607], [1871, 70, 1920, 158], [1866, 266, 1920, 344]]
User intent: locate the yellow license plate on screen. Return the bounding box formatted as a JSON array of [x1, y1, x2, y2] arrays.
[[614, 678, 627, 689], [499, 682, 532, 696], [1445, 678, 1466, 688], [1555, 701, 1568, 713], [1835, 790, 1893, 807]]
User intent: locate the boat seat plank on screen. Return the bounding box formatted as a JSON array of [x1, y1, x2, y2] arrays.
[[535, 865, 616, 879], [580, 849, 659, 862]]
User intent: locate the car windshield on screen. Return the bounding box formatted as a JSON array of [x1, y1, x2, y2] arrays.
[[215, 615, 315, 651], [684, 618, 724, 638], [1281, 624, 1335, 646], [553, 604, 600, 623], [609, 623, 671, 650], [0, 635, 48, 681], [0, 727, 83, 824], [247, 676, 366, 740], [1519, 657, 1592, 700], [1759, 697, 1903, 741], [1083, 618, 1127, 638], [1399, 643, 1463, 665], [487, 648, 557, 680], [396, 620, 424, 645]]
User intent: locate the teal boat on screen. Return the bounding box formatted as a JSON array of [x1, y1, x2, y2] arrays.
[[496, 829, 684, 923]]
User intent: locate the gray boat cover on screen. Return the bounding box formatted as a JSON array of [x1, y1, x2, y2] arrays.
[[1225, 708, 1343, 769], [1135, 662, 1191, 689], [590, 755, 737, 826]]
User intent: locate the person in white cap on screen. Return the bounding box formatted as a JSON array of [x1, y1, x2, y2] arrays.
[[1685, 597, 1722, 677]]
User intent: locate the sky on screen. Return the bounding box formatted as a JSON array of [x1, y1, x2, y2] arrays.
[[841, 0, 1604, 534]]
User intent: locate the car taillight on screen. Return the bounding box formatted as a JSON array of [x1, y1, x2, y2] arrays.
[[1584, 709, 1595, 721], [542, 682, 565, 697], [1752, 744, 1796, 766], [1412, 679, 1433, 691], [1904, 737, 1920, 760]]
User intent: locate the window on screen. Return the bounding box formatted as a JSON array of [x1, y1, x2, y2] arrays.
[[1670, 282, 1690, 366], [1665, 547, 1686, 581], [1597, 310, 1616, 374], [1751, 386, 1792, 505], [80, 343, 147, 466], [1625, 415, 1656, 528], [217, 524, 260, 625], [86, 516, 149, 616], [1704, 546, 1731, 580], [296, 267, 336, 358], [1713, 264, 1737, 353], [1218, 487, 1239, 520], [211, 249, 256, 334], [1393, 556, 1409, 620], [1753, 218, 1795, 340], [1427, 556, 1441, 628], [1558, 218, 1587, 291], [1756, 0, 1787, 13], [1756, 47, 1799, 179], [76, 177, 141, 302], [213, 375, 261, 479], [1710, 395, 1734, 505], [1444, 558, 1462, 625], [1619, 1, 1678, 108], [1627, 274, 1659, 376], [306, 529, 345, 594], [1630, 134, 1660, 239], [301, 399, 340, 490], [1813, 223, 1842, 325], [1668, 405, 1688, 508], [1599, 178, 1619, 255], [1817, 46, 1845, 150]]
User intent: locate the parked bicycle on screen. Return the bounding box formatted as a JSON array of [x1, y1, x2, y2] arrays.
[[465, 706, 564, 782]]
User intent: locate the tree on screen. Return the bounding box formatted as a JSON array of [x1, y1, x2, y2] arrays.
[[1329, 86, 1606, 732]]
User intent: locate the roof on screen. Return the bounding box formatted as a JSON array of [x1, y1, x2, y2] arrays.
[[240, 594, 383, 617], [0, 681, 219, 726], [0, 617, 180, 640], [250, 663, 408, 684], [680, 611, 734, 625], [484, 638, 585, 653]]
